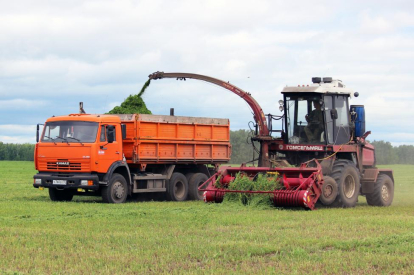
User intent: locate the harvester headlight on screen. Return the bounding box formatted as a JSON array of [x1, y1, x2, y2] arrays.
[[81, 180, 88, 186], [279, 106, 284, 112], [35, 179, 41, 184], [278, 100, 284, 105]]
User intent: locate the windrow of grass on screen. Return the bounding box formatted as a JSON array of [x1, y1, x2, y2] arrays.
[[0, 161, 413, 274], [223, 173, 281, 208]]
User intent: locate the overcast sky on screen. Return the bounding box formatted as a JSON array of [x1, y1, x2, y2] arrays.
[[1, 0, 413, 145]]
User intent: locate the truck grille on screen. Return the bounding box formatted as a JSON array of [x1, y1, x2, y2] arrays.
[[38, 159, 90, 172], [47, 162, 81, 171]]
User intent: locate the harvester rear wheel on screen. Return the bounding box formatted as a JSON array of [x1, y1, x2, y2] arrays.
[[49, 188, 74, 202], [366, 174, 394, 206], [330, 159, 360, 208], [188, 173, 208, 200], [102, 173, 128, 204], [319, 176, 338, 206], [167, 172, 188, 201]]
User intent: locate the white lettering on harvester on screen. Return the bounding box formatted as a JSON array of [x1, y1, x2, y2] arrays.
[[285, 145, 324, 151]]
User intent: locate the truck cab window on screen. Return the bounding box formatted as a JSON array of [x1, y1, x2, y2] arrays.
[[100, 125, 106, 142], [41, 121, 98, 143]]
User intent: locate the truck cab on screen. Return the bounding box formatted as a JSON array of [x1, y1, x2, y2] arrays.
[[34, 114, 126, 201]]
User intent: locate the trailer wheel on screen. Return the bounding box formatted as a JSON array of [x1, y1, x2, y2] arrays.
[[319, 176, 338, 206], [188, 173, 208, 200], [49, 188, 74, 202], [366, 174, 394, 206], [167, 172, 188, 201], [330, 159, 360, 208], [185, 173, 194, 185], [102, 173, 128, 204]]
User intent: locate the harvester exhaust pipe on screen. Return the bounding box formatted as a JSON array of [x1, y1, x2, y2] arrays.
[[79, 102, 86, 114]]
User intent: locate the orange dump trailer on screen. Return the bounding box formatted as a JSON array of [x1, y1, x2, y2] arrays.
[[118, 114, 230, 164], [33, 113, 231, 203]]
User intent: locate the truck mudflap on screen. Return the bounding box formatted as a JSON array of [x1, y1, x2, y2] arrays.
[[199, 160, 324, 210], [33, 173, 100, 190]]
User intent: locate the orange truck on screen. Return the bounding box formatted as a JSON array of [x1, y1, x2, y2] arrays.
[[33, 113, 231, 203]]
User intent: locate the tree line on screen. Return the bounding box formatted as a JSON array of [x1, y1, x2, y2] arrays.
[[0, 134, 413, 165], [0, 142, 35, 161]]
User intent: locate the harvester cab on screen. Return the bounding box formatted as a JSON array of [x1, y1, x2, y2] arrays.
[[147, 72, 394, 210], [281, 77, 359, 147]]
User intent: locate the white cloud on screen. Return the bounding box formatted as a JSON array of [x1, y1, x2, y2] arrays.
[[0, 99, 47, 110], [0, 0, 413, 145]]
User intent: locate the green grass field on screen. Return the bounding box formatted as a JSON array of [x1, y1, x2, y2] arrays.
[[1, 161, 413, 274]]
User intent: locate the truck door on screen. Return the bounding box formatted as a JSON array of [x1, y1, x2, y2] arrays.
[[97, 124, 123, 171]]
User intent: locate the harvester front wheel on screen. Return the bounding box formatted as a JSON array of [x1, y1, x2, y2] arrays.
[[167, 172, 188, 201], [366, 174, 394, 206], [49, 188, 74, 202], [102, 173, 128, 203], [331, 160, 360, 208], [188, 173, 208, 200], [319, 176, 338, 206]]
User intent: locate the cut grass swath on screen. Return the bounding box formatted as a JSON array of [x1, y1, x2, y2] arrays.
[[223, 173, 282, 208]]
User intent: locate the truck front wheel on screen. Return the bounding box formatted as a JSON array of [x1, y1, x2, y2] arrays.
[[102, 173, 128, 203], [167, 172, 188, 201], [49, 188, 74, 202]]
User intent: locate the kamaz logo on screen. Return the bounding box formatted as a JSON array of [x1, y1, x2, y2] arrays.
[[56, 162, 70, 165]]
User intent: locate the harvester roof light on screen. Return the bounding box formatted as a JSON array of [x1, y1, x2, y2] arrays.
[[312, 77, 321, 84], [323, 77, 333, 83]]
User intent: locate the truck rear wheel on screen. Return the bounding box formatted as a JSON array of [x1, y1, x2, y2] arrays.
[[366, 174, 394, 206], [330, 159, 360, 208], [188, 173, 208, 200], [167, 172, 188, 201], [102, 173, 128, 204], [319, 176, 338, 206], [49, 188, 74, 202]]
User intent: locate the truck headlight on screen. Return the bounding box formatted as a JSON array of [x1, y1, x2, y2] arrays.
[[35, 179, 42, 184]]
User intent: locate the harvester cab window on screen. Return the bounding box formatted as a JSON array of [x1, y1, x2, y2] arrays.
[[286, 95, 324, 144], [323, 95, 334, 144], [333, 95, 351, 144]]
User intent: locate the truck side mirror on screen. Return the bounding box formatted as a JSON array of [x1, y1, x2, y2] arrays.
[[330, 109, 338, 120], [107, 125, 115, 143], [36, 124, 44, 143], [36, 124, 40, 143], [121, 124, 127, 140]]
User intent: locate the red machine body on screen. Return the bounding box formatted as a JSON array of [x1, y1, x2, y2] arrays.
[[148, 72, 395, 209]]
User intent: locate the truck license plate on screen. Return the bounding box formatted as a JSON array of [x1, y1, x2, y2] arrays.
[[53, 180, 67, 185]]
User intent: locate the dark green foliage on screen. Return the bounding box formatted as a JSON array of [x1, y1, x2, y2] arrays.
[[107, 93, 152, 114], [107, 79, 152, 114], [224, 173, 282, 207], [369, 140, 414, 165], [229, 129, 259, 164], [370, 140, 398, 165], [0, 142, 35, 161]]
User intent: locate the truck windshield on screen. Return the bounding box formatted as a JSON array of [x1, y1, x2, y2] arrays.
[[41, 121, 99, 143], [285, 95, 324, 144]]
